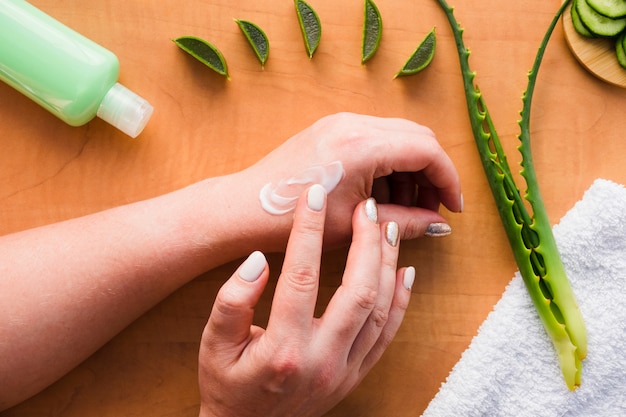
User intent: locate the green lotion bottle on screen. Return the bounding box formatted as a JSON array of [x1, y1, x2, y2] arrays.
[[0, 0, 153, 138]]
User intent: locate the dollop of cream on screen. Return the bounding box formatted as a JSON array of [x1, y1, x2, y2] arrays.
[[259, 161, 345, 215]]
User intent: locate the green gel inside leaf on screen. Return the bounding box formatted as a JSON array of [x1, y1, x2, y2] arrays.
[[174, 36, 229, 78]]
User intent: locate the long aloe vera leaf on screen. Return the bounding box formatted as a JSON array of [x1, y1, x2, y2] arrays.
[[434, 0, 586, 389]]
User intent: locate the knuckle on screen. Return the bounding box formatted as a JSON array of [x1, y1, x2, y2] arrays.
[[417, 124, 437, 140], [320, 111, 354, 128], [352, 285, 378, 312], [369, 305, 390, 329], [381, 252, 399, 271], [393, 294, 411, 314], [393, 298, 409, 316], [269, 353, 301, 376], [262, 344, 305, 383], [333, 129, 365, 153], [310, 361, 338, 392], [401, 219, 424, 239], [317, 113, 367, 148], [283, 262, 319, 293], [375, 329, 396, 351], [262, 346, 341, 394], [212, 286, 243, 318], [295, 213, 325, 235]]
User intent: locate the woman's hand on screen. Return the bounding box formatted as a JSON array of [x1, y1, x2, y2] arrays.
[[238, 112, 462, 250], [198, 185, 415, 417]]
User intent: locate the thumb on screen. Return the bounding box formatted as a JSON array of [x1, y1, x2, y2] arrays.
[[376, 204, 453, 240], [203, 251, 269, 349]]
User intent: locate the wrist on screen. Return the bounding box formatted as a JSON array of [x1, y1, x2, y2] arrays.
[[188, 171, 291, 262]]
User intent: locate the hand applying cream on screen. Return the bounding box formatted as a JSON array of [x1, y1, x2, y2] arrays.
[[259, 161, 345, 215]]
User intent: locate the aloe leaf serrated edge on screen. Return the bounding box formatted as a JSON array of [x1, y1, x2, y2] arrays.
[[434, 0, 587, 390]]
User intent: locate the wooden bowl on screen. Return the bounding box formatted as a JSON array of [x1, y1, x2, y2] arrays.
[[563, 2, 626, 88]]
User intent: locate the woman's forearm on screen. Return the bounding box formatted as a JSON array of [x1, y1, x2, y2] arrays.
[[0, 173, 263, 409]]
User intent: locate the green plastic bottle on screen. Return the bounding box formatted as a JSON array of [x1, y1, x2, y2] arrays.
[[0, 0, 153, 138]]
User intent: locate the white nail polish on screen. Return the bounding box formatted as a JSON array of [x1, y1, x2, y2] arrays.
[[403, 266, 416, 290], [239, 251, 266, 282], [386, 222, 399, 247], [307, 184, 326, 212], [365, 198, 378, 223]]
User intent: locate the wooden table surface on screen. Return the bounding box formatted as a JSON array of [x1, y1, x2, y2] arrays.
[[2, 0, 625, 415]]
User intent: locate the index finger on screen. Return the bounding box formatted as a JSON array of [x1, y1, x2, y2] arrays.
[[265, 184, 327, 340]]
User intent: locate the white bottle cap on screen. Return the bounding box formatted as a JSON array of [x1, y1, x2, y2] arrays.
[[97, 83, 154, 138]]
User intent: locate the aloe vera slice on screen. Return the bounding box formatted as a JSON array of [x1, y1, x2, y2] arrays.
[[394, 27, 436, 78], [174, 36, 229, 78], [362, 0, 383, 64], [235, 19, 270, 68], [295, 0, 322, 58]]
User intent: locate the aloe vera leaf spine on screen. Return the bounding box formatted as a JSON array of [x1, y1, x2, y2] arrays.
[[434, 0, 586, 389]]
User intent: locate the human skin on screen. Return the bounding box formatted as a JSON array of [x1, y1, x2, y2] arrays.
[[0, 112, 462, 411], [199, 185, 414, 417]]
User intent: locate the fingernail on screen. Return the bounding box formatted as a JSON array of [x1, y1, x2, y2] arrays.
[[459, 193, 465, 213], [386, 222, 399, 247], [365, 198, 378, 223], [425, 223, 452, 237], [238, 251, 266, 282], [403, 266, 416, 290], [307, 184, 326, 212]]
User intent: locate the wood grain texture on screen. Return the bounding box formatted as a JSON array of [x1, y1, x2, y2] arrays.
[[1, 0, 626, 416]]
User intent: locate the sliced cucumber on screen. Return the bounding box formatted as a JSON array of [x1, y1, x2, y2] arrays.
[[572, 0, 597, 37], [587, 0, 626, 18], [616, 31, 626, 68], [577, 0, 626, 36]]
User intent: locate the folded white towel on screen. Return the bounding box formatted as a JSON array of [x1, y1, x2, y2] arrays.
[[422, 179, 626, 417]]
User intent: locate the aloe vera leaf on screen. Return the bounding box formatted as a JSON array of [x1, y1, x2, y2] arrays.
[[518, 0, 587, 368], [434, 0, 586, 389]]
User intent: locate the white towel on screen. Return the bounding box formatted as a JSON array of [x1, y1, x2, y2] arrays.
[[422, 179, 626, 417]]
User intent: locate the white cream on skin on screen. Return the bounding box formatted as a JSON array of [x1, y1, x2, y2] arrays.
[[259, 161, 345, 215]]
